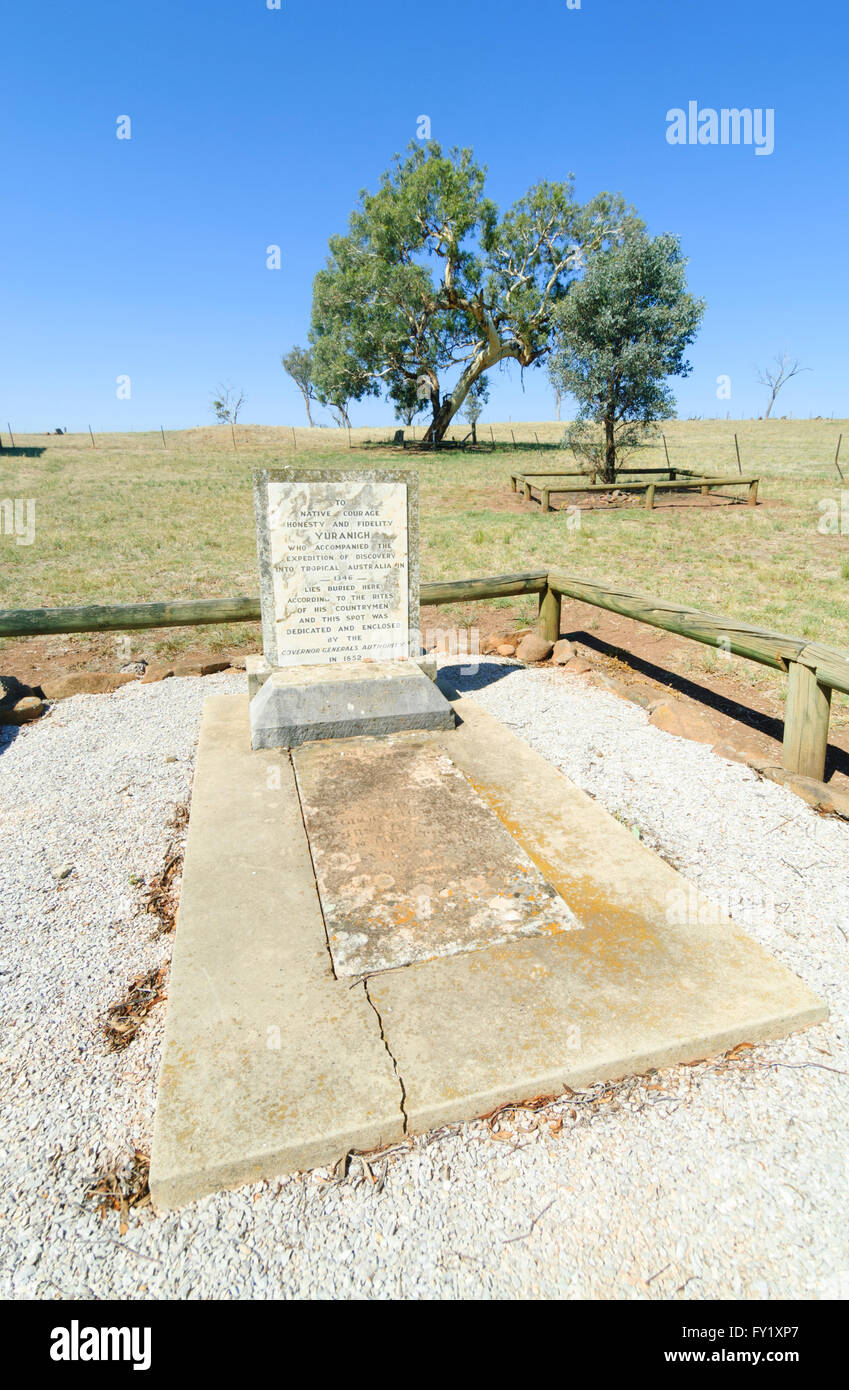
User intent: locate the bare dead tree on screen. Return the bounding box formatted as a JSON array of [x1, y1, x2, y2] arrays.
[[757, 353, 809, 419], [210, 385, 246, 425]]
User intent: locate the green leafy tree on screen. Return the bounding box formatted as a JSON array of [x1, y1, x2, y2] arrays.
[[549, 232, 705, 483], [308, 143, 640, 443], [281, 345, 316, 426]]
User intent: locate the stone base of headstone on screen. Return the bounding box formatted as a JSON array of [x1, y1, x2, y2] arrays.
[[248, 659, 454, 749], [245, 650, 438, 701]]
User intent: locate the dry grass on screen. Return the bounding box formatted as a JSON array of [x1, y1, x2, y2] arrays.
[[1, 418, 847, 712]]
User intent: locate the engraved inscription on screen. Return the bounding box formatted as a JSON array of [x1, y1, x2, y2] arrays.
[[266, 479, 408, 666]]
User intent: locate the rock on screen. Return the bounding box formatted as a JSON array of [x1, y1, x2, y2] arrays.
[[552, 640, 577, 664], [483, 629, 532, 655], [50, 864, 74, 882], [712, 736, 770, 768], [0, 696, 45, 725], [589, 671, 664, 710], [119, 660, 147, 675], [757, 766, 849, 819], [229, 657, 247, 671], [649, 701, 720, 744], [564, 657, 593, 674], [140, 664, 175, 685], [170, 658, 231, 678], [42, 672, 136, 700], [515, 634, 554, 663], [496, 644, 516, 658]]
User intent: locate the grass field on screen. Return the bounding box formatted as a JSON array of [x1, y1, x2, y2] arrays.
[[1, 417, 847, 713]]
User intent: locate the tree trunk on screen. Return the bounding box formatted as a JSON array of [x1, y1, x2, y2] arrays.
[[428, 343, 514, 442], [300, 389, 314, 427], [601, 415, 616, 484]]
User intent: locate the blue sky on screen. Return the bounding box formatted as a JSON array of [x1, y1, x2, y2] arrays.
[[1, 0, 846, 431]]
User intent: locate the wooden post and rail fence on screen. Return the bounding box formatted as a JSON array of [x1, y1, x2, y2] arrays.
[[1, 570, 846, 783]]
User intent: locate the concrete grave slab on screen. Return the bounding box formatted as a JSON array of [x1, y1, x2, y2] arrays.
[[150, 691, 827, 1208], [149, 696, 404, 1212], [293, 736, 580, 977], [367, 690, 827, 1132]]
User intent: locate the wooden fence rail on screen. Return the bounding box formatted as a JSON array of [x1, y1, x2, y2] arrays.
[[1, 569, 847, 781], [511, 472, 759, 511]]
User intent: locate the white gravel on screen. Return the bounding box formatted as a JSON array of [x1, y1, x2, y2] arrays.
[[1, 663, 847, 1301]]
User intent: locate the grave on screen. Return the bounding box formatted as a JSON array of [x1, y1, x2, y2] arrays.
[[248, 467, 453, 747], [148, 467, 828, 1210]]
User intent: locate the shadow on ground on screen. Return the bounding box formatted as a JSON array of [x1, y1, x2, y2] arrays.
[[568, 628, 849, 782], [437, 660, 523, 697]]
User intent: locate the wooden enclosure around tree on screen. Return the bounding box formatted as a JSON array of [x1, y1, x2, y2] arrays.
[[510, 468, 760, 511]]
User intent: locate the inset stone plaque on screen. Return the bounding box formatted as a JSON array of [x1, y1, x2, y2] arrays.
[[254, 468, 420, 668], [293, 735, 581, 977]]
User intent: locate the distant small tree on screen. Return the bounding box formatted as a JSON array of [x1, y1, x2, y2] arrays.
[[461, 374, 489, 442], [549, 232, 704, 483], [390, 376, 428, 428], [281, 345, 316, 426], [757, 352, 809, 419], [211, 385, 246, 424]]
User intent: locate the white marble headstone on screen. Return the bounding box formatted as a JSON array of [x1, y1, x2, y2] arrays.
[[254, 470, 418, 668]]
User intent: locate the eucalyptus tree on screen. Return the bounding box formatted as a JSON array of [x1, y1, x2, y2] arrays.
[[309, 142, 641, 442], [281, 345, 316, 426], [549, 232, 705, 483]]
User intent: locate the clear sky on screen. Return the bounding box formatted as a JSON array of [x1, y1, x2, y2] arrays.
[[2, 0, 846, 432]]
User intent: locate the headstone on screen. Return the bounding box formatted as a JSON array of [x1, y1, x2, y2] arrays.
[[249, 467, 454, 748]]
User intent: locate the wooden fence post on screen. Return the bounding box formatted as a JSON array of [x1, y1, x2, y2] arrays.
[[644, 484, 656, 510], [541, 488, 551, 513], [782, 660, 831, 780], [538, 585, 561, 644]]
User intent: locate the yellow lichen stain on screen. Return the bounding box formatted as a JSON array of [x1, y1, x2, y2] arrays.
[[462, 774, 660, 973]]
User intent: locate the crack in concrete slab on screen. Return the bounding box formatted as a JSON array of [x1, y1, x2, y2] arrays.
[[292, 746, 410, 1132], [363, 981, 409, 1133]]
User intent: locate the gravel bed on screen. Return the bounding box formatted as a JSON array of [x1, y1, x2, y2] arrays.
[[1, 664, 847, 1300]]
